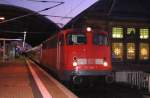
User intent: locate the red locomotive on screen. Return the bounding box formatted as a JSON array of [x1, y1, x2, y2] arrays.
[[40, 27, 112, 84]]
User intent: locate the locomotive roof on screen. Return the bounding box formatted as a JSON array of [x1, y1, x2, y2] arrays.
[[60, 28, 108, 35]]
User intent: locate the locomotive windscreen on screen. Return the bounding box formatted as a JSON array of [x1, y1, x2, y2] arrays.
[[67, 33, 86, 45], [93, 34, 108, 45]]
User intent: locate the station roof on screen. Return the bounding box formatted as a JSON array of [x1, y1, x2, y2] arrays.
[[64, 0, 150, 28], [0, 4, 60, 46]]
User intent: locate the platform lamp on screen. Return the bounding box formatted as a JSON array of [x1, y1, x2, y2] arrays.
[[23, 31, 27, 49]]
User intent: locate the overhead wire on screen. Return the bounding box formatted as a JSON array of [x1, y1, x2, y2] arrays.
[[58, 0, 86, 27], [0, 1, 64, 24], [41, 15, 72, 19], [63, 0, 86, 17], [26, 0, 63, 3], [0, 30, 47, 34], [107, 0, 116, 16], [27, 0, 71, 21]]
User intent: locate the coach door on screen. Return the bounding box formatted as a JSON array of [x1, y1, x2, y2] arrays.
[[57, 34, 64, 70]]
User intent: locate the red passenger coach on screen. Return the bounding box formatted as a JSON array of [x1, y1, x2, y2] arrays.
[[41, 28, 112, 84]]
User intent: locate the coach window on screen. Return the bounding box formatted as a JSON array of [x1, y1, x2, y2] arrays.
[[112, 27, 123, 38], [140, 28, 149, 39], [127, 43, 135, 59], [112, 43, 123, 60], [140, 43, 149, 60]]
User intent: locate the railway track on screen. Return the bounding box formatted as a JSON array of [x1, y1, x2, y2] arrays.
[[70, 83, 144, 98]]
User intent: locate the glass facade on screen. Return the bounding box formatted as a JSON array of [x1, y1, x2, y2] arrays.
[[112, 27, 123, 38]]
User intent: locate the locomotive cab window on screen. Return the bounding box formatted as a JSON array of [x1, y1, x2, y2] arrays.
[[67, 33, 86, 45], [93, 34, 108, 45]]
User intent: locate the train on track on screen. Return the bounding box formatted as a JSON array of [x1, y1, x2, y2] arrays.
[[26, 27, 113, 84]]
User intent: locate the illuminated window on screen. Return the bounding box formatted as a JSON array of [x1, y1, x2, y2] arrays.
[[140, 43, 149, 60], [140, 29, 149, 39], [127, 43, 135, 59], [112, 43, 123, 60], [127, 28, 135, 35], [112, 27, 123, 38]]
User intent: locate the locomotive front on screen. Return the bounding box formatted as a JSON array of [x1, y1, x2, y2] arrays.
[[63, 28, 113, 84]]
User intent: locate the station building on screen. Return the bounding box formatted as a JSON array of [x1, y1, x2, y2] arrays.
[[64, 0, 150, 71]]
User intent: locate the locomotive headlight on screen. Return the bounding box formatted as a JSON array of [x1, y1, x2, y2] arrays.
[[73, 61, 78, 67], [103, 61, 108, 67], [86, 27, 92, 32]]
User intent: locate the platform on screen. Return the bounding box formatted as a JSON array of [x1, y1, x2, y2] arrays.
[[0, 59, 78, 98]]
